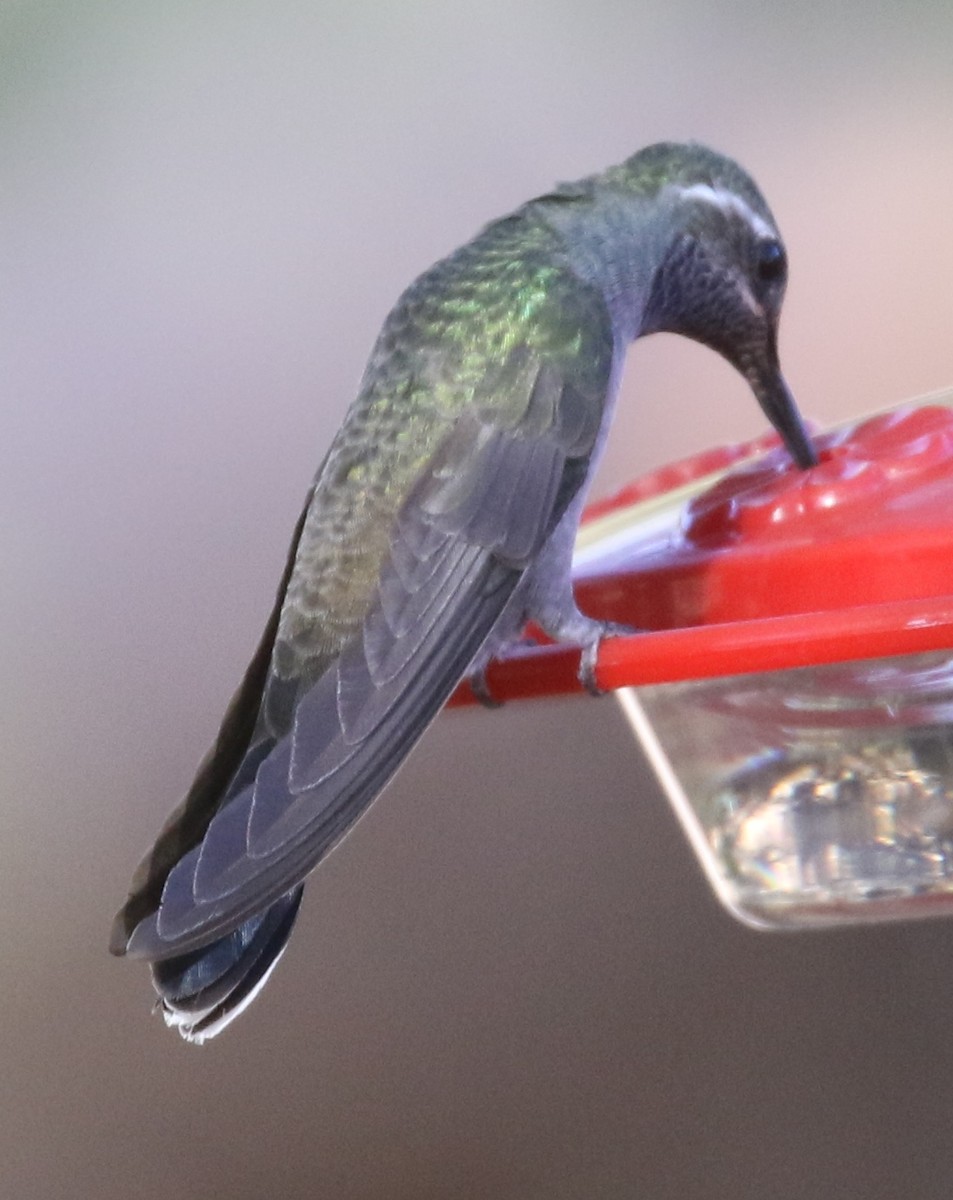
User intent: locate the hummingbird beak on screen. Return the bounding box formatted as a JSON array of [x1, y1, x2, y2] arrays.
[[744, 334, 818, 469]]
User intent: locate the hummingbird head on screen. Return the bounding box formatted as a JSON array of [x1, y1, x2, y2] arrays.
[[620, 143, 818, 469]]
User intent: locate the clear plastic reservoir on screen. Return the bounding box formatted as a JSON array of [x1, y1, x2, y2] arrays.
[[619, 651, 953, 928]]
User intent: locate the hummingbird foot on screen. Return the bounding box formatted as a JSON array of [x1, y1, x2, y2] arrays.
[[532, 598, 636, 696], [576, 619, 637, 696], [466, 663, 505, 709]]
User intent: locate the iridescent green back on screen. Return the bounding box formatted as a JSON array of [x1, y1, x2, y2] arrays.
[[273, 209, 614, 695]]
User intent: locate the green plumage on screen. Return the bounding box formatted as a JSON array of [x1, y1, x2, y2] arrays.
[[272, 212, 614, 701]]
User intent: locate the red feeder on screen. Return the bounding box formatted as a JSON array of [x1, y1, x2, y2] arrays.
[[452, 395, 953, 929]]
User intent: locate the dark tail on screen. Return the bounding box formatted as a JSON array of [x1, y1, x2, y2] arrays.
[[150, 886, 304, 1043]]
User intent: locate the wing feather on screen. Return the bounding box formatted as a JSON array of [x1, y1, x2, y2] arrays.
[[118, 234, 617, 967], [108, 491, 314, 953], [126, 394, 602, 958]]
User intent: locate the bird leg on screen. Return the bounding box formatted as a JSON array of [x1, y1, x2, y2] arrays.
[[574, 618, 638, 696], [533, 598, 637, 696], [466, 661, 504, 709]]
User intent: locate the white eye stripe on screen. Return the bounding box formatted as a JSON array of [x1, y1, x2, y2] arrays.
[[673, 182, 776, 242]]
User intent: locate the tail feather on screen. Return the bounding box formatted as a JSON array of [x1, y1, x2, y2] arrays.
[[151, 886, 304, 1044]]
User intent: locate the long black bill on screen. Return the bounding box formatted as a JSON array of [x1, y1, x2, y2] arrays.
[[746, 341, 818, 469]]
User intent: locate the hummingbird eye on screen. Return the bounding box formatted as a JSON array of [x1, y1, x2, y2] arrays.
[[756, 238, 786, 283]]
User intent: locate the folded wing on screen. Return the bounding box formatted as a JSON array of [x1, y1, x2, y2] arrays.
[[125, 354, 607, 960]]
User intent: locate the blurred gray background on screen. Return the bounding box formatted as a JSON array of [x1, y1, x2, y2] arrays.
[[3, 2, 953, 1197]]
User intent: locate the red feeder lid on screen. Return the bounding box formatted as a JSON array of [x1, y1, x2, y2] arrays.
[[450, 399, 953, 706]]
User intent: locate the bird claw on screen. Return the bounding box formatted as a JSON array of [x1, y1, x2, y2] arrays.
[[578, 621, 636, 696], [469, 619, 636, 703], [467, 665, 504, 709]]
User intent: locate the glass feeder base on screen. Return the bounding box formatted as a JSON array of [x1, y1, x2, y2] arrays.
[[617, 652, 953, 929]]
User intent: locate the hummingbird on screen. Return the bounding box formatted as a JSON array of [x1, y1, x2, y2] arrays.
[[111, 141, 816, 1041]]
